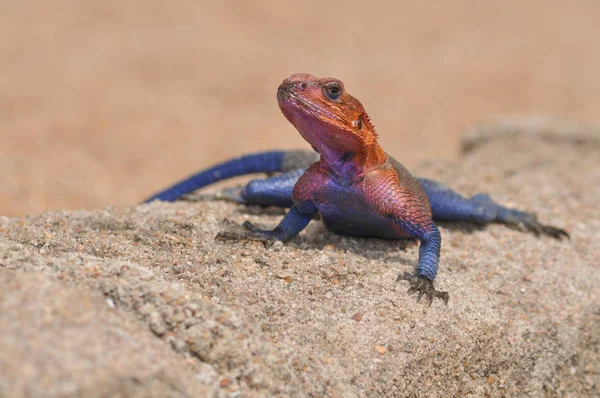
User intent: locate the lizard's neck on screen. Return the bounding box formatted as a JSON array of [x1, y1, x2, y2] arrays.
[[316, 134, 388, 180], [280, 93, 387, 178]]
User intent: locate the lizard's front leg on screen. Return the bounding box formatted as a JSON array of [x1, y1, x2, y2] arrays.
[[397, 223, 449, 305], [216, 202, 317, 244]]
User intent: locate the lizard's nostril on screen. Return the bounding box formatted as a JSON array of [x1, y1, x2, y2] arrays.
[[277, 85, 290, 101]]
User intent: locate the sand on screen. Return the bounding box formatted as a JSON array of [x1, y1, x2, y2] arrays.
[[1, 119, 598, 397]]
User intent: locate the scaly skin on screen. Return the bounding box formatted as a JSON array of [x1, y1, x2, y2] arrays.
[[145, 73, 569, 305]]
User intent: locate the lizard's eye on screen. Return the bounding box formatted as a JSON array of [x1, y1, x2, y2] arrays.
[[324, 82, 342, 100]]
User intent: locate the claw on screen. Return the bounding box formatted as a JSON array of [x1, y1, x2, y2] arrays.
[[243, 220, 260, 232], [215, 220, 276, 247], [397, 272, 449, 305], [539, 224, 570, 239], [501, 211, 569, 240], [215, 230, 246, 242]]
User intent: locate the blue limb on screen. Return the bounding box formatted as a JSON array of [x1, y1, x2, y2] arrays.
[[417, 178, 569, 239], [396, 222, 448, 305], [143, 150, 318, 203], [241, 169, 304, 208], [414, 227, 442, 281], [193, 168, 304, 208], [417, 178, 496, 223], [216, 201, 317, 243]]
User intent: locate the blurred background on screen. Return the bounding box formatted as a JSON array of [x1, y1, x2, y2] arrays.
[[1, 0, 599, 217]]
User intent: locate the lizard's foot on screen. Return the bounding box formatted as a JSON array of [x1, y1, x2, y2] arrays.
[[397, 272, 449, 306], [215, 220, 277, 247], [499, 210, 570, 240]]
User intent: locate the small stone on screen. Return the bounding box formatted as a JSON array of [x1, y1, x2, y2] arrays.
[[168, 337, 187, 352], [148, 312, 167, 336], [276, 271, 293, 283], [325, 292, 333, 300], [105, 298, 115, 308], [375, 345, 387, 355], [352, 311, 364, 322]]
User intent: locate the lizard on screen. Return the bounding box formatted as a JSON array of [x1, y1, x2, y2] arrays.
[[144, 73, 569, 305]]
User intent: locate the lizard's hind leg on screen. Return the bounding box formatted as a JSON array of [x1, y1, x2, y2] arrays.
[[240, 168, 304, 207], [418, 178, 569, 239], [203, 169, 304, 208]]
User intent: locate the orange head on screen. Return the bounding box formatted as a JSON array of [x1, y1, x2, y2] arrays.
[[277, 73, 385, 173]]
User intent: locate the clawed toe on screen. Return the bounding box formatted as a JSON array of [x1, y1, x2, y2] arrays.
[[215, 229, 246, 242], [538, 224, 570, 239], [502, 211, 569, 240], [242, 220, 260, 232], [516, 220, 570, 240], [397, 272, 449, 306], [215, 220, 276, 246]]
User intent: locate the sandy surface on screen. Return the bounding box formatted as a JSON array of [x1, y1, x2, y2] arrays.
[[2, 0, 600, 216], [1, 119, 598, 397]]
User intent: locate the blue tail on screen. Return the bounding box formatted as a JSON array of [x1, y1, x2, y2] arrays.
[[144, 151, 286, 203]]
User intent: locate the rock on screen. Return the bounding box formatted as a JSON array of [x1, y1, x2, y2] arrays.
[[0, 271, 210, 397], [0, 118, 598, 396]]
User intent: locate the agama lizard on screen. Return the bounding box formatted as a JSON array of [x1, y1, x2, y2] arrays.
[[144, 73, 569, 305]]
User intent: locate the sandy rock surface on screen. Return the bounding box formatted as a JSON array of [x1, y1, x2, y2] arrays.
[[1, 120, 599, 397]]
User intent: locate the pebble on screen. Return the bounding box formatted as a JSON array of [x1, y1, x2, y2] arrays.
[[148, 311, 167, 336], [168, 336, 187, 352], [276, 271, 293, 283]]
